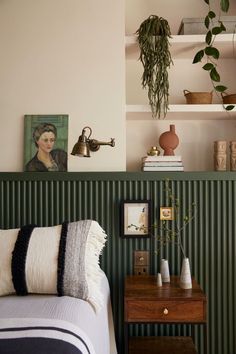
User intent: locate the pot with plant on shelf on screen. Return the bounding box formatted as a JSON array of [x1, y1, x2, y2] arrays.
[[192, 0, 235, 110], [136, 15, 173, 119]]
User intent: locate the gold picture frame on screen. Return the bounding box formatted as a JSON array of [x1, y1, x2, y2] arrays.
[[160, 207, 174, 220]]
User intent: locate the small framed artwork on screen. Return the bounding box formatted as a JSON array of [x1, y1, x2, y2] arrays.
[[24, 114, 68, 172], [160, 207, 174, 220], [120, 200, 151, 238]]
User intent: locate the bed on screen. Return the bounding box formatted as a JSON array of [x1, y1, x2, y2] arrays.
[[0, 220, 117, 354]]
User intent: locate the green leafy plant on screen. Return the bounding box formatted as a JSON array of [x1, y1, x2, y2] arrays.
[[136, 15, 173, 119], [129, 179, 196, 258], [155, 180, 196, 258], [192, 0, 235, 111]]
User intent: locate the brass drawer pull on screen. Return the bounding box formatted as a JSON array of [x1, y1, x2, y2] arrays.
[[163, 308, 169, 315]]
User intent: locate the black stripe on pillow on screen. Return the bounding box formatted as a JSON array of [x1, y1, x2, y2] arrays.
[[11, 224, 36, 295], [57, 221, 68, 296]]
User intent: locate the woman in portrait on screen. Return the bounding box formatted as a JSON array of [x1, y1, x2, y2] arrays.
[[25, 123, 67, 171]]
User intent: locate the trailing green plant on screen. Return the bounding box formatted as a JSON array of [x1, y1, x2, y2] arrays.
[[136, 15, 173, 119], [192, 0, 235, 111], [128, 179, 197, 258]]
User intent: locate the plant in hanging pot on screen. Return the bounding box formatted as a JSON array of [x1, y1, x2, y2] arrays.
[[192, 0, 235, 110], [136, 15, 173, 119]]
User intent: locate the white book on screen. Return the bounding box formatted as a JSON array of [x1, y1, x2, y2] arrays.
[[142, 155, 182, 162], [142, 161, 183, 167], [142, 166, 184, 171]]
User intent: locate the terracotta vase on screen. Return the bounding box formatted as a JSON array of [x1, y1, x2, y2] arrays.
[[159, 125, 179, 156]]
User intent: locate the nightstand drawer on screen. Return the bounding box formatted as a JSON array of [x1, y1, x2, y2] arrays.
[[126, 300, 205, 323]]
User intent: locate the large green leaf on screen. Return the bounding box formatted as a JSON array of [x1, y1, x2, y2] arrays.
[[219, 21, 226, 32], [210, 67, 220, 82], [205, 46, 220, 59], [203, 63, 214, 71], [193, 50, 204, 63], [215, 85, 227, 92], [212, 26, 222, 35], [204, 15, 210, 29], [225, 105, 235, 111], [220, 0, 229, 12], [206, 30, 212, 45], [208, 11, 216, 19]]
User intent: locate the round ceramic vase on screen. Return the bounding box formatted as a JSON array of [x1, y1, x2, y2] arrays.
[[159, 125, 179, 156]]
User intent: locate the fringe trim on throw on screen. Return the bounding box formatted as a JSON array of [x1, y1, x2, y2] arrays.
[[85, 220, 107, 313]]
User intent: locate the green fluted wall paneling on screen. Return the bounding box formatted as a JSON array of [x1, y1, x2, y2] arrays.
[[0, 172, 236, 354]]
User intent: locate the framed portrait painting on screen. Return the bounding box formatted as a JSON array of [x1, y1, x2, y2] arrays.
[[120, 200, 151, 238], [24, 114, 68, 172]]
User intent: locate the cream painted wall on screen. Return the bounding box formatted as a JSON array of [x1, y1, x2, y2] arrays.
[[1, 1, 236, 172], [0, 0, 125, 172], [126, 0, 236, 171]]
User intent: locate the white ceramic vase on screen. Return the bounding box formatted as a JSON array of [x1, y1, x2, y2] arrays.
[[179, 257, 192, 289], [160, 259, 170, 283], [157, 272, 162, 287]]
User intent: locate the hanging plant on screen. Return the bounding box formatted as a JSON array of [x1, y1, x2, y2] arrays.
[[136, 15, 173, 119], [192, 0, 235, 110]]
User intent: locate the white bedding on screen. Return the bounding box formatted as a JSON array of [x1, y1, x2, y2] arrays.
[[0, 272, 117, 354]]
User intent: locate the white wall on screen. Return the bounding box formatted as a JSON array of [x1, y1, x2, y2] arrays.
[[0, 0, 125, 172], [1, 0, 236, 172], [126, 0, 236, 171]]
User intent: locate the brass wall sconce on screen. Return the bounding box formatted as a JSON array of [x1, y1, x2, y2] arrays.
[[71, 126, 115, 157]]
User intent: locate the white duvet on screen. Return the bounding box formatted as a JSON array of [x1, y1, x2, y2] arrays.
[[0, 272, 117, 354]]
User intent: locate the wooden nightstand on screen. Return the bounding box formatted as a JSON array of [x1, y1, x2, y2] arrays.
[[124, 275, 207, 354]]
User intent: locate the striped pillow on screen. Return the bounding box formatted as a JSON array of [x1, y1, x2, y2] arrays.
[[0, 220, 107, 312]]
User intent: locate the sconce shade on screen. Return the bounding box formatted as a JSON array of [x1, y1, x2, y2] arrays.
[[71, 140, 90, 157]]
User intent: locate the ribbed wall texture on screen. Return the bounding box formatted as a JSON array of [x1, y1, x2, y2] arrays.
[[0, 172, 235, 354]]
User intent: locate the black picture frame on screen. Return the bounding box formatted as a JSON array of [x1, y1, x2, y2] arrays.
[[120, 200, 151, 238]]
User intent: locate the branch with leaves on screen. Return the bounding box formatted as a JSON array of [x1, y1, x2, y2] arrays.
[[128, 179, 197, 258], [192, 0, 234, 111], [157, 180, 196, 258]]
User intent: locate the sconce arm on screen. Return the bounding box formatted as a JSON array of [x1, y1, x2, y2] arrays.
[[89, 138, 115, 152]]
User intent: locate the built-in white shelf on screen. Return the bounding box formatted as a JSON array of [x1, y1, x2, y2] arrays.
[[126, 34, 236, 59], [126, 104, 236, 120]]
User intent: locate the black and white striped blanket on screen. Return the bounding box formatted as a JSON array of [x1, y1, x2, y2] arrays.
[[0, 318, 96, 354]]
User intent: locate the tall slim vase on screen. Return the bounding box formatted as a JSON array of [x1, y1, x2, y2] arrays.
[[179, 258, 192, 289]]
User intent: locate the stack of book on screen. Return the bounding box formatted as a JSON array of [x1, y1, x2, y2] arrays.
[[142, 155, 184, 171]]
